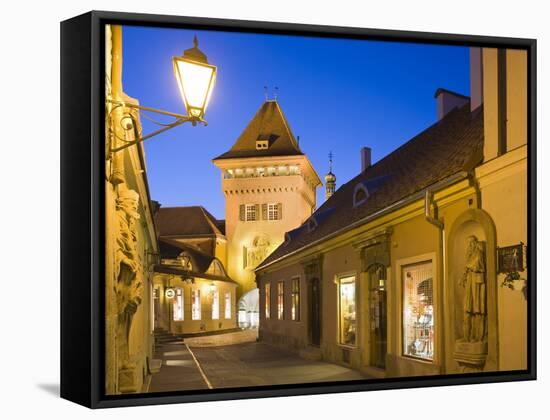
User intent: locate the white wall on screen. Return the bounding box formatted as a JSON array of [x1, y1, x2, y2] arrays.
[[3, 1, 548, 420]]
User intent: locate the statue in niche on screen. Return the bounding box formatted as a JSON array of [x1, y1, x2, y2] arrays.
[[115, 188, 143, 371], [459, 235, 486, 343]]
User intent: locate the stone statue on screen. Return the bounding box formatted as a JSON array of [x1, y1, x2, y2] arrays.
[[460, 235, 486, 343], [115, 188, 143, 371]]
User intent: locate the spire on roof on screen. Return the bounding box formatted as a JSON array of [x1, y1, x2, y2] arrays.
[[325, 151, 336, 201]]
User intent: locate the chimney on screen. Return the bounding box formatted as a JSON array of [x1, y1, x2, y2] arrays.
[[361, 147, 372, 172], [434, 88, 470, 121], [469, 47, 483, 111]]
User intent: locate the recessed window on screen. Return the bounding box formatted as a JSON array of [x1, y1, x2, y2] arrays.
[[173, 288, 184, 321], [339, 276, 356, 346], [277, 281, 284, 320], [192, 289, 201, 320], [245, 204, 257, 221], [265, 283, 271, 319], [268, 203, 279, 220], [224, 292, 231, 319], [403, 261, 434, 361], [212, 288, 219, 320], [291, 277, 300, 321]]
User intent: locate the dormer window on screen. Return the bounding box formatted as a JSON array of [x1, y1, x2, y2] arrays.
[[256, 139, 269, 150], [353, 183, 369, 207]]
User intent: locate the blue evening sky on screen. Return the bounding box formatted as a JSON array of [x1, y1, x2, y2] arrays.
[[121, 25, 470, 220]]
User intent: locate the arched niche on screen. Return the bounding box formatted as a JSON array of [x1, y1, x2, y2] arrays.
[[446, 208, 498, 372]]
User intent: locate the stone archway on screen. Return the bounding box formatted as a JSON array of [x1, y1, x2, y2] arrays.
[[238, 288, 259, 329], [446, 208, 498, 373]]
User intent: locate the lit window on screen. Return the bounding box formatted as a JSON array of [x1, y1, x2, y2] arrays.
[[339, 276, 356, 346], [267, 203, 279, 220], [212, 288, 219, 320], [265, 283, 271, 319], [245, 204, 257, 221], [277, 281, 284, 320], [403, 261, 433, 361], [291, 277, 300, 321], [173, 288, 184, 321], [192, 289, 201, 320], [225, 292, 231, 319]]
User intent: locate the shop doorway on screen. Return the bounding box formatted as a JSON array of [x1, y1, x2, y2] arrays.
[[309, 278, 321, 346], [368, 264, 387, 369]]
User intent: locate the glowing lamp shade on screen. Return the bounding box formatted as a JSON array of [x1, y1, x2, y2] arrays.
[[173, 57, 216, 119]]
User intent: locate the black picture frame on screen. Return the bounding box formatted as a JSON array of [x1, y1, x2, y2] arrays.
[[60, 10, 537, 409]]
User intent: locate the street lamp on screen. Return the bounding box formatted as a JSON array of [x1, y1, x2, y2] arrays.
[[108, 36, 216, 153], [173, 36, 217, 120]]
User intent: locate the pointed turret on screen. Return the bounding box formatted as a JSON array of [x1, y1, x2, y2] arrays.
[[325, 151, 336, 200]]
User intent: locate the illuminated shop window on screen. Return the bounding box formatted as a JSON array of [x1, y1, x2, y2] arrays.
[[402, 261, 434, 361], [225, 292, 231, 319], [212, 288, 219, 320], [291, 277, 300, 321], [265, 283, 271, 319], [173, 288, 184, 321], [192, 289, 201, 320], [339, 276, 356, 346], [277, 281, 284, 320]]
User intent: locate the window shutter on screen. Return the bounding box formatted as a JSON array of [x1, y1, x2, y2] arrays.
[[239, 204, 245, 221], [262, 203, 267, 220], [255, 204, 260, 220], [278, 203, 283, 220], [243, 246, 247, 269]]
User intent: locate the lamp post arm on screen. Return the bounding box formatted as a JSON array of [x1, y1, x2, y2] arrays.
[[107, 99, 207, 153]]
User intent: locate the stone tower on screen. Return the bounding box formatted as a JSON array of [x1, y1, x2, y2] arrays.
[[212, 99, 321, 302], [325, 151, 336, 200]]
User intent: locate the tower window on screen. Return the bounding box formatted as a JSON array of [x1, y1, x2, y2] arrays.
[[256, 140, 269, 150], [245, 204, 258, 221]]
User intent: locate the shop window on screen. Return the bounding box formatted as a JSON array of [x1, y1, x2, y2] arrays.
[[192, 289, 201, 320], [277, 281, 284, 320], [265, 283, 271, 319], [291, 277, 300, 321], [212, 288, 219, 320], [173, 288, 184, 321], [339, 276, 356, 346], [402, 261, 434, 361], [224, 292, 231, 319]]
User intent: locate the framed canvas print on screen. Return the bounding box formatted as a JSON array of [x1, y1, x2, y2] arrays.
[[60, 10, 536, 408]]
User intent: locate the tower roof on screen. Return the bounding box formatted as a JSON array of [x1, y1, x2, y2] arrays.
[[213, 100, 303, 160]]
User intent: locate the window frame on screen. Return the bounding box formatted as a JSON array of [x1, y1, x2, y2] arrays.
[[173, 287, 184, 321], [267, 203, 279, 221], [265, 282, 271, 319], [212, 287, 219, 320], [396, 252, 438, 365], [224, 291, 231, 319], [291, 277, 300, 321], [337, 273, 357, 348], [245, 203, 257, 221], [191, 288, 201, 320], [277, 281, 284, 320]]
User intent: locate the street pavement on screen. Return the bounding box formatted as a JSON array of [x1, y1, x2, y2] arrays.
[[149, 333, 367, 393]]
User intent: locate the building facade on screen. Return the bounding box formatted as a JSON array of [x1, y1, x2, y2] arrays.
[[255, 47, 528, 378], [105, 24, 158, 394], [153, 238, 238, 335], [212, 100, 321, 326]]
